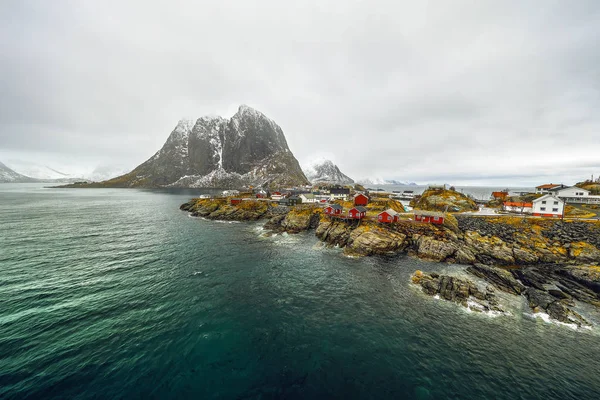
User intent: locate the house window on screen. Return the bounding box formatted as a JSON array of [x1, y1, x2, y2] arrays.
[[540, 207, 546, 211], [542, 201, 546, 204], [553, 201, 558, 205], [552, 208, 558, 212]]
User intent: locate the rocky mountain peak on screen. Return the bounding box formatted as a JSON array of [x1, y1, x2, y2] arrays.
[[174, 119, 196, 135], [99, 105, 309, 189]]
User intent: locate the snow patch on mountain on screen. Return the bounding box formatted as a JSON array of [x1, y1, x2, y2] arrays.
[[303, 159, 354, 185]]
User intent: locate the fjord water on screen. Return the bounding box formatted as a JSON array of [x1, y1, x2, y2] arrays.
[[1, 184, 599, 399]]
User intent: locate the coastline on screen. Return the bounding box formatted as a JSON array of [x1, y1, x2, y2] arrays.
[[181, 197, 600, 328]]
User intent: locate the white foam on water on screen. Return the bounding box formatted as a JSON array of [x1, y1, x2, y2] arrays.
[[526, 312, 582, 331], [343, 253, 360, 259], [465, 299, 508, 318]]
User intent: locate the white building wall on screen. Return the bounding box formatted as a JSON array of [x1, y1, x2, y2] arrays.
[[554, 187, 589, 198], [532, 195, 564, 216], [299, 195, 316, 203]]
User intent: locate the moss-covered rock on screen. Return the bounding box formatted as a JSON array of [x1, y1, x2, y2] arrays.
[[414, 188, 478, 212], [345, 225, 407, 256]]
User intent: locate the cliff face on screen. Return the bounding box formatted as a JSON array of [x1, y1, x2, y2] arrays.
[[98, 105, 309, 189]]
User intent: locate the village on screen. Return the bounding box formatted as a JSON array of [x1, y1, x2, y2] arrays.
[[211, 185, 450, 226], [202, 176, 600, 227]]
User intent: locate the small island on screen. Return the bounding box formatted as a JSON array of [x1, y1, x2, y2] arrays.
[[181, 185, 600, 328]]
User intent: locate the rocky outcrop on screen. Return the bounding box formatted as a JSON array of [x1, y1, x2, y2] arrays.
[[413, 188, 478, 212], [558, 265, 600, 294], [315, 220, 353, 248], [180, 198, 272, 221], [414, 235, 458, 262], [345, 226, 407, 256], [414, 267, 593, 327], [524, 288, 588, 327], [84, 105, 309, 189], [265, 207, 322, 233], [411, 270, 504, 313], [466, 264, 525, 295]]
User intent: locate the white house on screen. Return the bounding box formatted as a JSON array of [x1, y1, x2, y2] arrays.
[[535, 184, 566, 194], [532, 194, 564, 217], [299, 193, 317, 203], [551, 186, 589, 198], [549, 186, 600, 205]]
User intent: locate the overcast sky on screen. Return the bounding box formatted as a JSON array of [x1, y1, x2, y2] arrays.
[[1, 0, 599, 185]]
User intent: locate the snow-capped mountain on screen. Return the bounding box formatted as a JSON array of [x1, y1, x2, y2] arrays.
[[3, 160, 77, 180], [0, 161, 38, 183], [99, 105, 309, 188], [356, 178, 413, 186], [303, 159, 354, 185]]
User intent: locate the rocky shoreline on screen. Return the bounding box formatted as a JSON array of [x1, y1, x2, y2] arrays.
[[181, 198, 600, 327]]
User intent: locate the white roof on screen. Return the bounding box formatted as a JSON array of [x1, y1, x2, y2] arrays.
[[553, 186, 590, 194]]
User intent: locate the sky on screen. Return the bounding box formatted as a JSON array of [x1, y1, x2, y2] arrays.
[[1, 0, 599, 185]]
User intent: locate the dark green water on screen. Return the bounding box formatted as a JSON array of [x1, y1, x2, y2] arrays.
[[1, 184, 599, 399]]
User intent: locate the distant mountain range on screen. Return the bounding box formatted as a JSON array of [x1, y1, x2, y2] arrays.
[[303, 159, 354, 185], [3, 160, 131, 182], [0, 161, 38, 183], [356, 177, 417, 186], [92, 105, 309, 189]]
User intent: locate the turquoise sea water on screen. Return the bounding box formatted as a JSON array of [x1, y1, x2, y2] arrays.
[[1, 183, 599, 399]]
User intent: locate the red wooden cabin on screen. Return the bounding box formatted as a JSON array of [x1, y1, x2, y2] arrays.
[[377, 209, 399, 223], [230, 198, 242, 205], [414, 211, 444, 225], [353, 193, 369, 206], [348, 206, 367, 219], [324, 204, 343, 215]]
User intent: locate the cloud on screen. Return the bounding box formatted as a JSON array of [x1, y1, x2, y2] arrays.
[[1, 0, 599, 185]]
